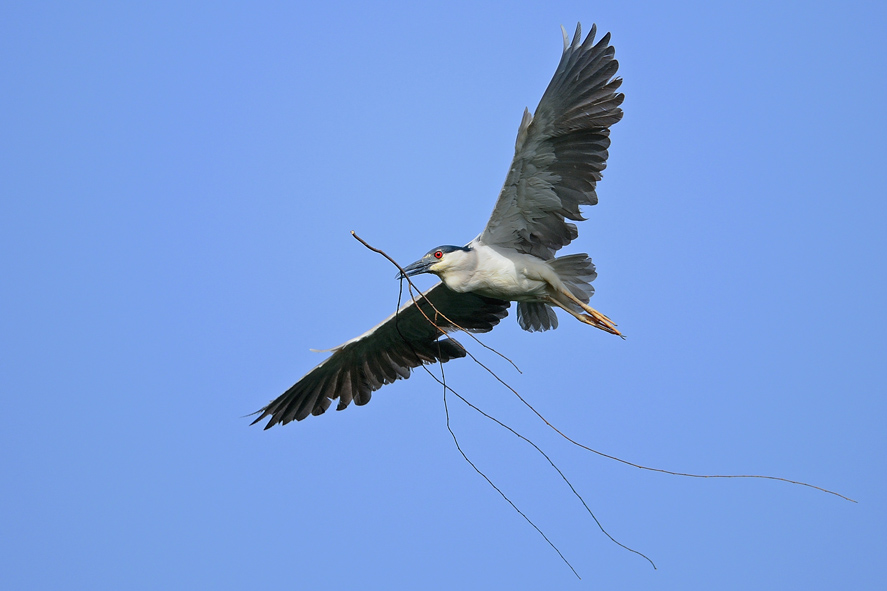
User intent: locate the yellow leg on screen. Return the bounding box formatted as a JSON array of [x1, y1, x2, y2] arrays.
[[546, 290, 623, 337]]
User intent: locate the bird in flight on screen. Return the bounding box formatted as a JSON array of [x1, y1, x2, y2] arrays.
[[253, 23, 624, 428]]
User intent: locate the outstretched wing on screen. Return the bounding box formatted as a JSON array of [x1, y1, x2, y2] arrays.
[[252, 284, 509, 428], [478, 23, 623, 260]]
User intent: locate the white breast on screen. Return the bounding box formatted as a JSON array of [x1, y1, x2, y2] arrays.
[[441, 244, 550, 301]]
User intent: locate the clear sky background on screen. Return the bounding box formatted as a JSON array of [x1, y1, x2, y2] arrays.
[[2, 1, 885, 589]]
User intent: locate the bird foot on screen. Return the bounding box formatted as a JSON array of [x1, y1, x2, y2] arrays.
[[558, 288, 623, 337], [580, 311, 623, 337]]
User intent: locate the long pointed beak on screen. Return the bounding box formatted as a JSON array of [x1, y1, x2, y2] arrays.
[[397, 258, 432, 280]]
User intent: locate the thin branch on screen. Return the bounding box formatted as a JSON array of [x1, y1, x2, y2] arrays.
[[425, 360, 656, 569], [435, 342, 581, 579], [356, 231, 857, 501], [392, 271, 654, 570], [471, 363, 857, 503], [387, 278, 581, 577]]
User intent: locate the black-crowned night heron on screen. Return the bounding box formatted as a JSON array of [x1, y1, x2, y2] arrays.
[[253, 23, 623, 428]]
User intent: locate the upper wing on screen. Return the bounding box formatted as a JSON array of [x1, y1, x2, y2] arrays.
[[478, 23, 624, 259], [252, 283, 510, 428]]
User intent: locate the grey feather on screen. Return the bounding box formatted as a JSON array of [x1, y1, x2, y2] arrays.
[[550, 253, 597, 303], [479, 23, 623, 259], [517, 302, 559, 332]]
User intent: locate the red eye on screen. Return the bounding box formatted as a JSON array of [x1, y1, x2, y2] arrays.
[[433, 251, 443, 259]]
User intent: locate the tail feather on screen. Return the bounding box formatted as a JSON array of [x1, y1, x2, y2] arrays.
[[517, 302, 559, 332], [516, 253, 598, 333], [549, 253, 597, 303]]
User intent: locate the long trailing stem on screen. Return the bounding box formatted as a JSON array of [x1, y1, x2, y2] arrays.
[[353, 231, 856, 504], [450, 334, 857, 504], [436, 344, 583, 579], [392, 268, 657, 570], [357, 229, 859, 579], [388, 272, 585, 576], [424, 354, 656, 570]]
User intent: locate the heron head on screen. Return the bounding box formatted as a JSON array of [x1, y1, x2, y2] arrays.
[[398, 245, 472, 279]]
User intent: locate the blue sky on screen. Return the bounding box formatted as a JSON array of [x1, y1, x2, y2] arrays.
[[2, 1, 885, 588]]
